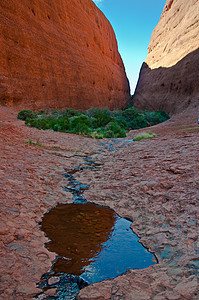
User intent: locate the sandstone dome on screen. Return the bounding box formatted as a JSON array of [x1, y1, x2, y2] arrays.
[[0, 0, 130, 110]]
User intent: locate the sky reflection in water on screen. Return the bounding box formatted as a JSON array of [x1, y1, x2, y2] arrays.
[[41, 203, 156, 285]]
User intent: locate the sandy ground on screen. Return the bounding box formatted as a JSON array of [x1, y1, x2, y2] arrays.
[[0, 106, 198, 299]]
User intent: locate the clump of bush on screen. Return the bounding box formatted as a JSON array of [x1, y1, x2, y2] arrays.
[[17, 109, 37, 120], [18, 107, 170, 139], [133, 131, 157, 141], [141, 110, 170, 126]]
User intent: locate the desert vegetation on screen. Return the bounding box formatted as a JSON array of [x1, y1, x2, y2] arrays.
[[133, 131, 157, 141], [18, 107, 170, 139]]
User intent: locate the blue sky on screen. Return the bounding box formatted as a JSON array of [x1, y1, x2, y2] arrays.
[[92, 0, 166, 93]]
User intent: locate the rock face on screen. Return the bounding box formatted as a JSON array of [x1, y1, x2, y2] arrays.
[[133, 0, 199, 115], [0, 0, 130, 110]]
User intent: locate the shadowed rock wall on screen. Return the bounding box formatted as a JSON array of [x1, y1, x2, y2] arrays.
[[133, 0, 199, 114], [0, 0, 130, 110]]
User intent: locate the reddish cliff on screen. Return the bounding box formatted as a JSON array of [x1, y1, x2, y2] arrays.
[[0, 0, 130, 110], [133, 0, 199, 115]]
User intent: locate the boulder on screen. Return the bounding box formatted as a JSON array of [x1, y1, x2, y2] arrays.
[[0, 0, 130, 110]]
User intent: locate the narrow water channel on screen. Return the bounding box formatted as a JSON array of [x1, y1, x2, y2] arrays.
[[35, 139, 157, 299]]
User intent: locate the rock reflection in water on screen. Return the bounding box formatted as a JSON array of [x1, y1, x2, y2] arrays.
[[41, 203, 116, 277], [41, 203, 156, 285]]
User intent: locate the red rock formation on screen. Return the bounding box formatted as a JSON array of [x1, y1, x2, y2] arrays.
[[0, 0, 130, 110], [133, 0, 199, 115]]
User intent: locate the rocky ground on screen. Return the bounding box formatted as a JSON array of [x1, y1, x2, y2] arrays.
[[0, 106, 198, 299]]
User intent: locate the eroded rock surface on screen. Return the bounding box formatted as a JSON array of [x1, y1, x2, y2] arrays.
[[0, 0, 130, 110], [133, 0, 199, 114], [0, 107, 199, 299]]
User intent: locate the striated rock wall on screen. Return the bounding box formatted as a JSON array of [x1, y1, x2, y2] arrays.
[[133, 0, 199, 115], [0, 0, 130, 110]]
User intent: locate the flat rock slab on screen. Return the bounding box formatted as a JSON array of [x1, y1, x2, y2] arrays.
[[0, 107, 199, 299]]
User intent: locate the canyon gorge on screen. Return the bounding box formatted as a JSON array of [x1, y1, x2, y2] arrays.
[[0, 0, 198, 299]]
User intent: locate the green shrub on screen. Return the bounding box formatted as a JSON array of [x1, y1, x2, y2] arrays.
[[109, 109, 123, 118], [158, 111, 170, 119], [48, 119, 57, 128], [104, 122, 126, 138], [17, 109, 37, 121], [18, 106, 169, 139], [25, 119, 37, 127], [72, 124, 91, 135], [120, 107, 148, 129], [50, 118, 69, 132], [128, 116, 148, 129], [88, 129, 106, 139], [26, 139, 42, 146], [142, 111, 170, 126], [133, 131, 157, 141], [38, 110, 45, 115], [114, 117, 129, 130], [52, 118, 70, 131], [25, 119, 49, 130], [92, 112, 113, 128], [121, 107, 140, 120], [85, 107, 110, 118], [63, 108, 82, 118], [51, 110, 62, 117], [69, 115, 91, 134]]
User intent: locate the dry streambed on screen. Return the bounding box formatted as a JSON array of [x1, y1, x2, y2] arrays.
[[35, 143, 156, 299]]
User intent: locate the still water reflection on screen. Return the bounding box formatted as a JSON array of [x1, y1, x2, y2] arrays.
[[41, 202, 156, 285]]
